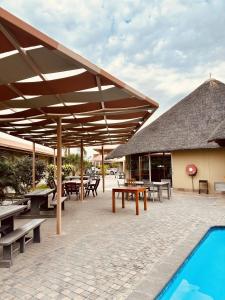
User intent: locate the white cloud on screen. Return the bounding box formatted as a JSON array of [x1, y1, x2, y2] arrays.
[[1, 0, 225, 121]]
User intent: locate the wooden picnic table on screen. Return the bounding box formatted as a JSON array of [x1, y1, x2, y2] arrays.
[[24, 189, 55, 217], [112, 186, 147, 215], [0, 205, 27, 236]]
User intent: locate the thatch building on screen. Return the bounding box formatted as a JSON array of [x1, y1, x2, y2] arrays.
[[107, 79, 225, 193], [208, 119, 225, 147]]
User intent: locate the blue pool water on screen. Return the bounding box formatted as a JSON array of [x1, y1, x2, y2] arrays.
[[157, 227, 225, 300]]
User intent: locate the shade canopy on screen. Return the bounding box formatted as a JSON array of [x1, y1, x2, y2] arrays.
[[107, 78, 225, 159], [0, 7, 158, 148]]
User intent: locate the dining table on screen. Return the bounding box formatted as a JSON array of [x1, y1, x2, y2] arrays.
[[125, 180, 171, 202], [112, 186, 147, 215], [0, 205, 27, 236], [63, 179, 89, 185]]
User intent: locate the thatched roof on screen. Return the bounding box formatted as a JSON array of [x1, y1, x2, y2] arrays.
[[208, 119, 225, 147], [107, 79, 225, 158], [208, 119, 225, 141]]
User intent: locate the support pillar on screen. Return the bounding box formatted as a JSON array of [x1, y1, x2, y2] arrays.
[[122, 160, 125, 173], [32, 142, 36, 189], [56, 118, 62, 235], [80, 140, 84, 201], [101, 145, 105, 192], [53, 148, 56, 180], [138, 156, 141, 181], [148, 154, 152, 182]]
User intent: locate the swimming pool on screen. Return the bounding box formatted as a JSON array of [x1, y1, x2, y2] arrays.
[[156, 226, 225, 300]]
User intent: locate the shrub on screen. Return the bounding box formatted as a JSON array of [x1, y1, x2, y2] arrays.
[[13, 156, 46, 194], [0, 156, 16, 200], [46, 163, 73, 184]]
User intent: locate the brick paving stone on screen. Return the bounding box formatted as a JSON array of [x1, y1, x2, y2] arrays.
[[0, 177, 224, 299]]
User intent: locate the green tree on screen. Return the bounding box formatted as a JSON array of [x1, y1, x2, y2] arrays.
[[63, 154, 80, 175], [13, 156, 46, 194], [46, 164, 55, 186], [0, 156, 16, 201], [46, 163, 73, 183]]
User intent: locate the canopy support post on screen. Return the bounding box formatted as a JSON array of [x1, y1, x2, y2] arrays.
[[80, 140, 84, 201], [32, 142, 35, 190], [56, 118, 62, 235], [53, 148, 56, 179], [148, 154, 152, 182], [138, 156, 141, 181], [101, 145, 105, 193]]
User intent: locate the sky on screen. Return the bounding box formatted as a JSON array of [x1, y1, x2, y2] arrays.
[[1, 0, 225, 153]]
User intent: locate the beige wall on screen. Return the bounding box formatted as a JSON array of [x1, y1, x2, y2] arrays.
[[172, 149, 225, 193]]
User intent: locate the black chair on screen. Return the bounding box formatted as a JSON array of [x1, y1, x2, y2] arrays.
[[85, 178, 100, 197], [94, 178, 100, 196], [48, 178, 57, 200], [65, 182, 80, 199]]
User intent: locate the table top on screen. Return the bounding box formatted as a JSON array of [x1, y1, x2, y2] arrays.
[[0, 205, 27, 219], [125, 181, 169, 188], [113, 186, 146, 192], [25, 188, 55, 197], [64, 180, 89, 185]]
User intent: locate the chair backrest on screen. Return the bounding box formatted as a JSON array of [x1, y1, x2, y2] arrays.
[[94, 178, 100, 190], [48, 178, 57, 190], [161, 179, 171, 187], [117, 179, 125, 187], [117, 172, 125, 179], [65, 182, 79, 193], [126, 178, 136, 186]]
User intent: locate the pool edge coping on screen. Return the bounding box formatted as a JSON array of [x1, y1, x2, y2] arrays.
[[126, 224, 224, 300]]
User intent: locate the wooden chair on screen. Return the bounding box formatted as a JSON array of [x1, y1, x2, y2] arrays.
[[65, 182, 80, 199], [126, 178, 136, 186], [199, 180, 208, 194]]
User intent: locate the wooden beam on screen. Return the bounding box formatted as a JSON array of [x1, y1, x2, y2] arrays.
[[32, 142, 35, 189], [80, 140, 84, 200], [56, 118, 62, 235], [101, 145, 105, 192]]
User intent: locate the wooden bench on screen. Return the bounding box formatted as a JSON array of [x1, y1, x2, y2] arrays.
[[13, 198, 29, 205], [214, 182, 225, 193], [50, 196, 67, 211], [0, 218, 45, 267]]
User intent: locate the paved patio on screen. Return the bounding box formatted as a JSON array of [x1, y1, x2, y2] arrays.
[[0, 182, 225, 299]]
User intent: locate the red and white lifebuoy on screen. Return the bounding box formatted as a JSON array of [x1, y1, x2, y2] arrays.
[[186, 164, 197, 176]]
